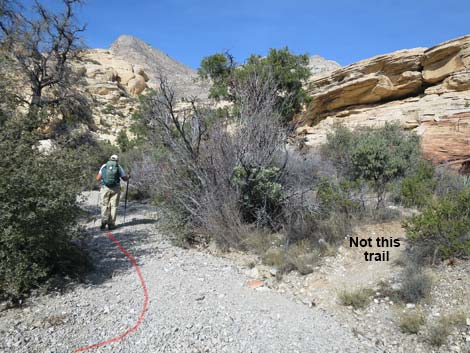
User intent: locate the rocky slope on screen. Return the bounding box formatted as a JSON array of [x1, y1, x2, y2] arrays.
[[73, 35, 209, 143], [297, 35, 470, 172]]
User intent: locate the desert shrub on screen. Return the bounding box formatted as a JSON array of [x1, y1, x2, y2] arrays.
[[315, 177, 362, 217], [261, 241, 320, 275], [0, 119, 89, 302], [399, 311, 426, 334], [284, 241, 320, 275], [399, 265, 433, 303], [262, 247, 285, 268], [434, 168, 469, 197], [320, 124, 355, 173], [396, 160, 436, 208], [427, 322, 450, 347], [232, 165, 284, 226], [116, 129, 131, 152], [404, 188, 470, 261], [133, 72, 288, 250], [441, 311, 468, 328], [321, 124, 420, 208], [338, 288, 374, 309], [425, 311, 468, 346]]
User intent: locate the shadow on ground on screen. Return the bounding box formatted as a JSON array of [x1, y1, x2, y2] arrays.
[[79, 201, 161, 287]]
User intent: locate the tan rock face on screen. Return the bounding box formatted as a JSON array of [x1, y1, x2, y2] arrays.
[[300, 35, 470, 172], [127, 74, 147, 96], [422, 35, 470, 84], [306, 48, 425, 118], [421, 112, 470, 166]]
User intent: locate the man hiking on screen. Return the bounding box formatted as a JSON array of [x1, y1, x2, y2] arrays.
[[95, 154, 130, 230]]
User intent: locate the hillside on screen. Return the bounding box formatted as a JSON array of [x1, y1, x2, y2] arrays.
[[297, 35, 470, 172], [73, 35, 209, 143], [75, 38, 341, 143]]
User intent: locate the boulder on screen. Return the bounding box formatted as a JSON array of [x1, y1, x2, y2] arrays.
[[127, 74, 147, 95], [37, 139, 56, 154], [133, 65, 149, 82]]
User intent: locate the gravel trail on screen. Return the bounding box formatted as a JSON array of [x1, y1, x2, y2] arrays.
[[1, 192, 377, 353]]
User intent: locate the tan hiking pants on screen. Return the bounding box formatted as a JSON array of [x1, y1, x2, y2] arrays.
[[100, 185, 121, 225]]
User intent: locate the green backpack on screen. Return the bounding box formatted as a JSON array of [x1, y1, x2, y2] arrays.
[[103, 160, 120, 187]]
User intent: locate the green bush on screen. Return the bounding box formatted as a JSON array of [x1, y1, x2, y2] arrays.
[[397, 160, 436, 208], [399, 266, 433, 303], [404, 188, 470, 261], [315, 177, 361, 217], [427, 322, 450, 347], [338, 288, 374, 309], [321, 124, 420, 208], [232, 166, 284, 225], [116, 129, 131, 152], [198, 47, 311, 122], [0, 119, 89, 301], [399, 311, 426, 334]]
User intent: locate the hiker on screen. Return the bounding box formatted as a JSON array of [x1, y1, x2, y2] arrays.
[[95, 154, 130, 230]]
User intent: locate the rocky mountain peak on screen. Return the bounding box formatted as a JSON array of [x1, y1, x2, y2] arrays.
[[109, 35, 207, 99], [308, 55, 341, 77]]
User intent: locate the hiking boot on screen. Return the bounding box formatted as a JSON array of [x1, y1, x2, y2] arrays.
[[100, 222, 107, 231]]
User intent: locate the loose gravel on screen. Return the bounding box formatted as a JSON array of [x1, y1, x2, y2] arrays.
[[0, 192, 376, 353]]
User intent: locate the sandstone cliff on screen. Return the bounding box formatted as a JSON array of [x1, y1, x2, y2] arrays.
[[298, 35, 470, 172]]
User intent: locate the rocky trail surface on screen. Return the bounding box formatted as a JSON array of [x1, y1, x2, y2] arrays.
[[0, 192, 376, 353]]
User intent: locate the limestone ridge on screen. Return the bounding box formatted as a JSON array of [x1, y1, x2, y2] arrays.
[[110, 35, 208, 99], [298, 35, 470, 170]]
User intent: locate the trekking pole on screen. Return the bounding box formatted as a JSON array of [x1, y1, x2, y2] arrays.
[[123, 179, 129, 224], [95, 188, 101, 224]]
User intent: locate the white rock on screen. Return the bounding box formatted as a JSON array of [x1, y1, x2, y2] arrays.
[[406, 303, 416, 309]]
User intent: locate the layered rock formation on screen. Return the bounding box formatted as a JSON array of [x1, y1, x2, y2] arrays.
[[298, 35, 470, 172]]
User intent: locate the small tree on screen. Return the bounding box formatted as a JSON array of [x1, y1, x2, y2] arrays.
[[0, 116, 89, 301], [198, 52, 235, 100], [198, 47, 311, 123], [322, 124, 420, 208], [0, 0, 86, 113], [117, 129, 131, 152]]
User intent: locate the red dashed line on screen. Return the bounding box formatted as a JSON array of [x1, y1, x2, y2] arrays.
[[73, 230, 149, 352]]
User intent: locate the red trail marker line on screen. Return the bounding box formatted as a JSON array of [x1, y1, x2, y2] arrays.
[[73, 230, 149, 353]]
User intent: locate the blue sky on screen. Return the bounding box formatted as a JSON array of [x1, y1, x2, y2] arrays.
[[32, 0, 470, 69]]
